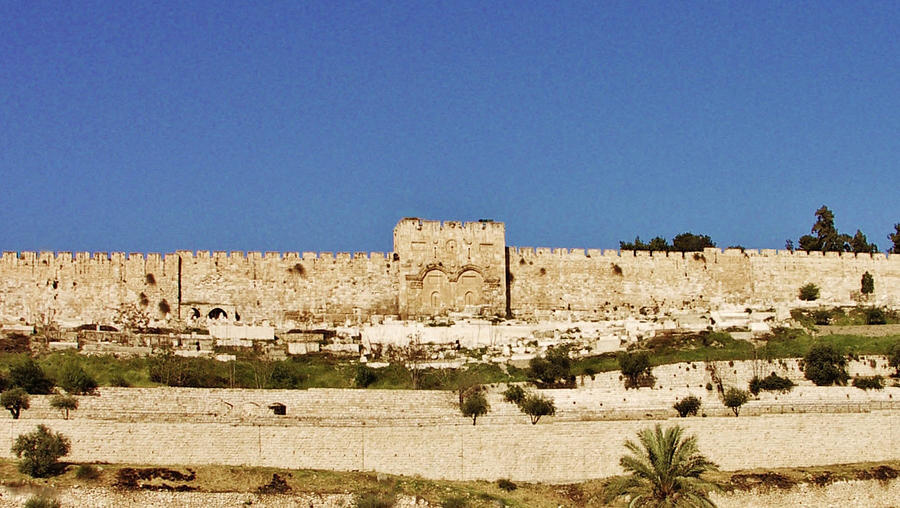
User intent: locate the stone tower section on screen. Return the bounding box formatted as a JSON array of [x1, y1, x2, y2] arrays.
[[394, 219, 507, 319]]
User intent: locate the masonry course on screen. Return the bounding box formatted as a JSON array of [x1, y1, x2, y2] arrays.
[[2, 219, 898, 328]]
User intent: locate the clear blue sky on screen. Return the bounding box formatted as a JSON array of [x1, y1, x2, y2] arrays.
[[2, 2, 898, 254]]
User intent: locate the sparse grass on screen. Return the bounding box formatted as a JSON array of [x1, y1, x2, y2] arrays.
[[1, 458, 898, 508]]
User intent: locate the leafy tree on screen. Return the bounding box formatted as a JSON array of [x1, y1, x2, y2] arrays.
[[618, 351, 655, 389], [889, 344, 900, 377], [723, 387, 749, 417], [888, 223, 900, 254], [798, 283, 820, 301], [11, 425, 71, 477], [785, 239, 795, 252], [610, 424, 718, 506], [673, 396, 701, 417], [798, 205, 851, 252], [58, 362, 97, 395], [502, 384, 526, 405], [528, 346, 573, 386], [804, 344, 849, 386], [50, 394, 78, 420], [459, 391, 489, 425], [672, 233, 715, 252], [1, 388, 30, 419], [861, 272, 875, 295], [519, 393, 556, 425], [9, 358, 54, 394], [849, 230, 878, 254], [647, 236, 670, 252]]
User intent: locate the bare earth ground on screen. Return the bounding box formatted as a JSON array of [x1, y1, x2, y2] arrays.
[[1, 459, 899, 507]]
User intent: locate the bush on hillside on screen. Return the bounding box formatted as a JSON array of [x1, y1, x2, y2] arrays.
[[673, 396, 701, 417], [748, 373, 795, 395], [798, 283, 820, 301], [12, 425, 71, 477], [804, 344, 849, 386], [618, 351, 655, 389], [852, 376, 884, 390]]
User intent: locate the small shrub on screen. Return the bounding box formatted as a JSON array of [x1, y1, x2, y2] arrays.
[[748, 373, 796, 395], [799, 283, 820, 301], [497, 478, 517, 491], [852, 376, 884, 390], [890, 344, 900, 376], [441, 496, 468, 508], [1, 387, 30, 419], [110, 374, 131, 387], [354, 364, 377, 388], [865, 308, 887, 325], [58, 362, 98, 395], [812, 309, 831, 326], [12, 425, 71, 477], [723, 387, 749, 417], [159, 299, 171, 315], [673, 396, 701, 417], [502, 385, 526, 405], [24, 497, 61, 508], [354, 492, 397, 508], [74, 464, 101, 480], [861, 271, 874, 295]]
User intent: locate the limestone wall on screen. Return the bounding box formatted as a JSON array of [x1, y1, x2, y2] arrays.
[[1, 411, 897, 482], [2, 219, 899, 328], [0, 250, 399, 328], [507, 247, 900, 318]]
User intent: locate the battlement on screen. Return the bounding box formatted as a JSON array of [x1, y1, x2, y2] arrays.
[[507, 246, 900, 262], [0, 250, 395, 265]]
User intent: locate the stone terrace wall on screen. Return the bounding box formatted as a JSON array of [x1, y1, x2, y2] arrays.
[[0, 250, 399, 328], [507, 247, 900, 318], [1, 412, 897, 482]]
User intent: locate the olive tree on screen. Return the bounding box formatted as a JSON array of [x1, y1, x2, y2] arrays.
[[12, 425, 71, 477], [723, 387, 749, 417], [1, 388, 30, 419], [460, 391, 489, 425]]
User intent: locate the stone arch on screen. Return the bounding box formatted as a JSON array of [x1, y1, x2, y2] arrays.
[[456, 269, 484, 308], [208, 307, 228, 320], [422, 269, 450, 314]]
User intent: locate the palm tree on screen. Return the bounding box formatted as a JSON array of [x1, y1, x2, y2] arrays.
[[611, 424, 719, 507]]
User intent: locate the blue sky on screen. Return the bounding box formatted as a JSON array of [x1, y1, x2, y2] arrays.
[[2, 2, 898, 254]]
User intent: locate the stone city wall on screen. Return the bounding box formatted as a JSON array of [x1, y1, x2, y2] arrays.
[[0, 250, 399, 328], [1, 411, 897, 483], [507, 247, 900, 319], [2, 219, 899, 328]]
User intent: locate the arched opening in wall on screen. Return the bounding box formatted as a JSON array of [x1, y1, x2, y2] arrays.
[[457, 269, 483, 309], [422, 269, 449, 314], [431, 291, 440, 309], [208, 308, 228, 320], [190, 308, 201, 319]]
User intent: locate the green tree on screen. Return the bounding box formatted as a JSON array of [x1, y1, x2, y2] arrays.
[[889, 224, 900, 254], [798, 283, 820, 301], [804, 344, 849, 386], [502, 384, 526, 405], [723, 387, 749, 417], [1, 388, 30, 419], [49, 394, 78, 420], [861, 272, 875, 295], [798, 205, 851, 252], [672, 233, 715, 252], [519, 393, 556, 425], [889, 344, 900, 377], [647, 236, 671, 252], [9, 358, 54, 394], [528, 346, 573, 386], [849, 230, 878, 254], [460, 391, 489, 425], [618, 351, 655, 389], [12, 425, 71, 477], [58, 362, 97, 395], [611, 424, 719, 507]]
